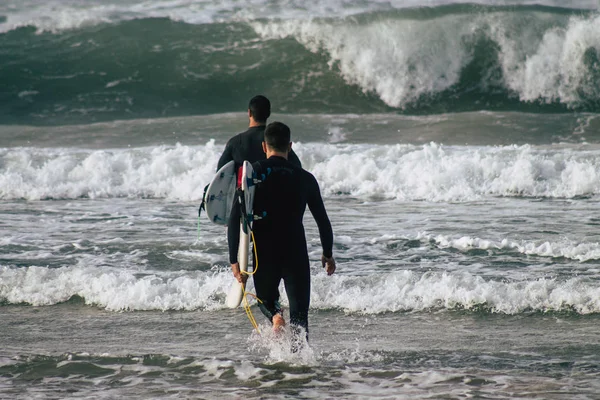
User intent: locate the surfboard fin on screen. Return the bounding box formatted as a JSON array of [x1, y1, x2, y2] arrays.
[[198, 184, 209, 217]]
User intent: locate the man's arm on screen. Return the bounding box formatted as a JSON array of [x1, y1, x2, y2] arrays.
[[227, 191, 248, 283], [227, 191, 241, 264], [288, 149, 302, 168], [217, 139, 234, 171], [306, 174, 334, 268]]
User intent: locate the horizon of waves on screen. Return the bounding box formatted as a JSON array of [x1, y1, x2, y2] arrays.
[[1, 4, 599, 124]]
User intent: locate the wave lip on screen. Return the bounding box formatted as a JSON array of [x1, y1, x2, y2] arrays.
[[252, 7, 600, 112]]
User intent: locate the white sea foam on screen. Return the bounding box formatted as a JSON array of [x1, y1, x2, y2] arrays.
[[0, 0, 430, 33], [2, 264, 599, 314], [253, 17, 471, 109], [0, 141, 220, 201], [1, 142, 599, 201], [0, 264, 232, 311], [426, 233, 600, 262], [304, 143, 600, 200], [343, 232, 600, 262], [491, 13, 600, 106], [310, 270, 600, 314]]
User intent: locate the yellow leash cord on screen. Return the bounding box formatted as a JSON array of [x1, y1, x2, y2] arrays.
[[241, 230, 262, 332]]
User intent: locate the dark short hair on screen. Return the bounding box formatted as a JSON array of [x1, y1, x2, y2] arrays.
[[248, 95, 270, 123], [264, 122, 291, 152]]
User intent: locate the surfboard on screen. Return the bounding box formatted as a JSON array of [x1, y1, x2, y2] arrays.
[[225, 161, 255, 308], [204, 160, 236, 225]]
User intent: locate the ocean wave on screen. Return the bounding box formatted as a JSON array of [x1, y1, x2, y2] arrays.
[[425, 233, 600, 262], [252, 7, 600, 111], [2, 264, 600, 314], [1, 142, 599, 201], [305, 143, 600, 201], [1, 4, 599, 124], [0, 265, 231, 311], [356, 233, 600, 262], [311, 270, 600, 314], [0, 142, 220, 201]]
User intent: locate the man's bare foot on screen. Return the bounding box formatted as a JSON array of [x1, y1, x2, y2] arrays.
[[272, 313, 285, 333]]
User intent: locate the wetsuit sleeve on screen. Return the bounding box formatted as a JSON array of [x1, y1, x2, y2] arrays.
[[227, 191, 241, 264], [288, 149, 302, 168], [217, 139, 234, 171], [306, 174, 333, 258]]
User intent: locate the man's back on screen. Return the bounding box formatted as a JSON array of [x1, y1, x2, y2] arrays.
[[252, 156, 331, 265], [217, 126, 302, 171]]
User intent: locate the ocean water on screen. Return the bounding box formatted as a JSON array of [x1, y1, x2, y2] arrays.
[[1, 0, 600, 399]]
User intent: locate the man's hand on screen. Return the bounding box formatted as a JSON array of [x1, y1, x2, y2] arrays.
[[321, 255, 336, 276], [231, 263, 247, 284]]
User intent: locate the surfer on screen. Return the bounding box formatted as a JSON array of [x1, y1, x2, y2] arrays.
[[227, 121, 335, 344], [217, 95, 302, 171]]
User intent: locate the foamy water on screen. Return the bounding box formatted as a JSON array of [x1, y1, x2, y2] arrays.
[[1, 142, 599, 201], [4, 263, 600, 314]]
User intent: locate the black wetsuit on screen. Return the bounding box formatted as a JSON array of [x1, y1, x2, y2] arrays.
[[227, 156, 333, 338], [217, 126, 302, 170]]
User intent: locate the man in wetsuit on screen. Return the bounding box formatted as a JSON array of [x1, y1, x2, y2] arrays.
[[227, 121, 336, 343], [217, 95, 301, 171]]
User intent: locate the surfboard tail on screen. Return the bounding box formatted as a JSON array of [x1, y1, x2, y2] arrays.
[[225, 161, 256, 308]]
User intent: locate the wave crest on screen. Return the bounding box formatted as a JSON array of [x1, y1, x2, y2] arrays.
[[1, 142, 599, 201], [253, 9, 600, 111], [3, 265, 600, 314]]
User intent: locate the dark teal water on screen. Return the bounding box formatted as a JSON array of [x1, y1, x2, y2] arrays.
[[1, 4, 599, 125]]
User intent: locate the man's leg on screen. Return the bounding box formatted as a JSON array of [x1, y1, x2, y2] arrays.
[[252, 262, 283, 323], [283, 264, 311, 344]]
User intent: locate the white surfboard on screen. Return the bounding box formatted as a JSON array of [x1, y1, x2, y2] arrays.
[[204, 160, 236, 225], [226, 161, 256, 308]]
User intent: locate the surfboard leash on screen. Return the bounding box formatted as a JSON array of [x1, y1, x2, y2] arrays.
[[242, 291, 260, 332]]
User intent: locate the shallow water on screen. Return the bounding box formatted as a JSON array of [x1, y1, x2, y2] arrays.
[[2, 305, 600, 399], [2, 192, 600, 398]]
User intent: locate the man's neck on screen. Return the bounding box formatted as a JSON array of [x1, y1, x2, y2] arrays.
[[266, 150, 288, 160], [248, 118, 266, 128]]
